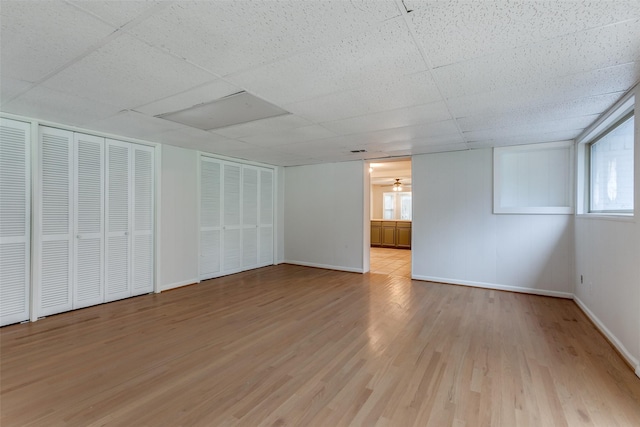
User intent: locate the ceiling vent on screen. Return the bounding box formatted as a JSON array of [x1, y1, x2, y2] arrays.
[[156, 91, 290, 130]]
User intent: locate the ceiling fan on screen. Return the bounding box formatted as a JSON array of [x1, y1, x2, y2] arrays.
[[379, 178, 410, 191]]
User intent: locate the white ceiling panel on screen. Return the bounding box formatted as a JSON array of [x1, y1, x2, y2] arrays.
[[148, 126, 245, 152], [83, 110, 185, 140], [134, 79, 242, 116], [467, 133, 577, 149], [447, 63, 638, 119], [42, 33, 217, 109], [3, 85, 122, 127], [408, 0, 640, 67], [321, 101, 452, 136], [0, 0, 116, 83], [0, 77, 32, 102], [410, 143, 469, 155], [69, 0, 165, 28], [238, 125, 338, 147], [457, 93, 625, 132], [212, 114, 312, 139], [285, 71, 442, 123], [463, 115, 598, 142], [227, 17, 427, 105], [434, 19, 640, 99], [128, 0, 400, 77]]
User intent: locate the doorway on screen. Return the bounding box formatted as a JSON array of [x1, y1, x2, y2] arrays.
[[368, 159, 412, 278]]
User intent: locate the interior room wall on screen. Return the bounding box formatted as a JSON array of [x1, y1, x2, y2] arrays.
[[574, 84, 640, 376], [371, 184, 385, 219], [412, 148, 574, 297], [159, 144, 199, 290], [284, 161, 365, 272]]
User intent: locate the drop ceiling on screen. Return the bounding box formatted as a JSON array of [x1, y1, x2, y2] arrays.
[[1, 0, 639, 167]]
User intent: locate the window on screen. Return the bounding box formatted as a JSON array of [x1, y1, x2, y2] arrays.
[[383, 192, 412, 220], [589, 113, 634, 214]]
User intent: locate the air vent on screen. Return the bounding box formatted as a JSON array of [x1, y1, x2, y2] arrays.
[[350, 149, 366, 153], [156, 91, 290, 130]]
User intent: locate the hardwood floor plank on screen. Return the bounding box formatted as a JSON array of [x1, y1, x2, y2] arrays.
[[2, 264, 640, 426]]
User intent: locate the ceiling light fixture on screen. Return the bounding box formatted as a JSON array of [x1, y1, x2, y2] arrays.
[[392, 178, 403, 192], [156, 91, 290, 131]]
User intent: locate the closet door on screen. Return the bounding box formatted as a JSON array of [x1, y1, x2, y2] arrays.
[[38, 127, 73, 316], [0, 119, 31, 326], [222, 162, 242, 274], [131, 144, 154, 296], [73, 133, 104, 309], [242, 166, 259, 269], [258, 168, 274, 266], [105, 139, 131, 302], [200, 158, 222, 280]]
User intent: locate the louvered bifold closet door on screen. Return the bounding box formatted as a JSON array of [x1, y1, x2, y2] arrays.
[[73, 133, 104, 309], [222, 162, 242, 274], [242, 166, 259, 270], [131, 144, 154, 296], [200, 158, 222, 280], [105, 139, 131, 302], [38, 127, 73, 316], [258, 168, 274, 266], [0, 119, 31, 326]]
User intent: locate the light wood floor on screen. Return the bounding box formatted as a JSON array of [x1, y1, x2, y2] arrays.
[[370, 247, 411, 278], [2, 265, 640, 426]]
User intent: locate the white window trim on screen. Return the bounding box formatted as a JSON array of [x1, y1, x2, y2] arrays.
[[575, 92, 635, 219]]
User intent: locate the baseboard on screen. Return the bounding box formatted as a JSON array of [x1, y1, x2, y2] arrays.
[[160, 278, 199, 292], [411, 275, 574, 299], [283, 260, 363, 274], [573, 296, 640, 377]]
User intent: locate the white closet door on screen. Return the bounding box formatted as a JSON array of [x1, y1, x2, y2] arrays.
[[105, 139, 131, 302], [242, 166, 259, 269], [73, 133, 104, 309], [222, 162, 242, 273], [258, 168, 274, 266], [200, 158, 222, 280], [38, 127, 74, 316], [131, 144, 154, 296], [0, 119, 31, 326]]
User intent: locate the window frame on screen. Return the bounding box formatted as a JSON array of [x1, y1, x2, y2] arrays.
[[587, 111, 634, 215]]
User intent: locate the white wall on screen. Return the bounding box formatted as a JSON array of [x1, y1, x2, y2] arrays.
[[284, 161, 365, 272], [159, 145, 199, 290], [574, 85, 640, 376], [412, 148, 574, 297]]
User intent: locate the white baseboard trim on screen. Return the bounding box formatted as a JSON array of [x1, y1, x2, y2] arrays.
[[160, 278, 199, 292], [573, 296, 640, 377], [283, 260, 363, 274], [411, 275, 574, 299]]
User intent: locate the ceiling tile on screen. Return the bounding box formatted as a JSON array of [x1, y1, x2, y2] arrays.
[[434, 19, 640, 99], [227, 17, 426, 105], [2, 85, 122, 127], [237, 125, 338, 147], [467, 131, 577, 149], [134, 79, 242, 116], [69, 0, 165, 28], [463, 115, 598, 141], [83, 110, 185, 140], [446, 63, 638, 119], [457, 93, 625, 132], [321, 101, 452, 135], [285, 71, 442, 123], [148, 126, 245, 152], [212, 114, 313, 139], [0, 77, 32, 102], [408, 0, 640, 67], [0, 0, 115, 83], [42, 33, 217, 109], [128, 0, 400, 76]]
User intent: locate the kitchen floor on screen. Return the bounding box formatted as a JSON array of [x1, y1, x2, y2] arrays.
[[369, 247, 411, 278]]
